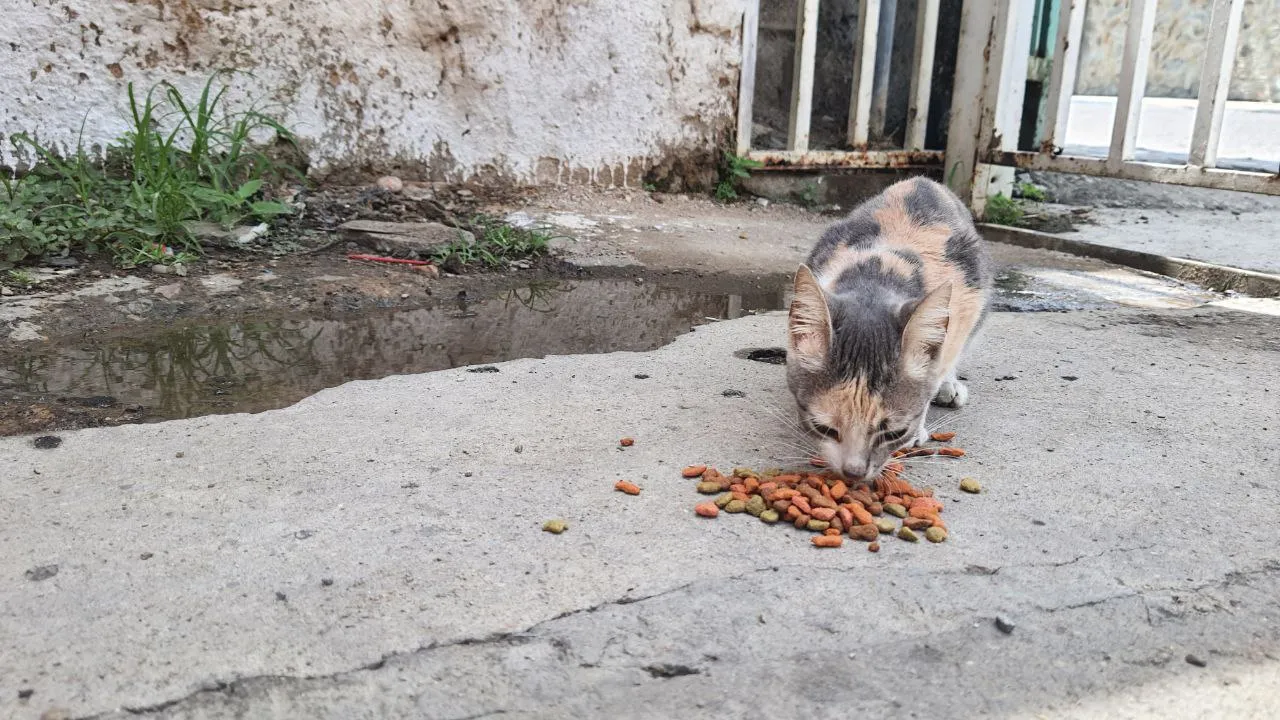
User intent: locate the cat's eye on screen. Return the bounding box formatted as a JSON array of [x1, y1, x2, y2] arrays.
[[810, 422, 841, 442], [875, 421, 910, 445]]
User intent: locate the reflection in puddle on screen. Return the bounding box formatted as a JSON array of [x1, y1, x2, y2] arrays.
[[1, 279, 789, 429]]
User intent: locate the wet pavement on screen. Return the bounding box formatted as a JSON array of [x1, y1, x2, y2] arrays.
[[0, 259, 1233, 435]]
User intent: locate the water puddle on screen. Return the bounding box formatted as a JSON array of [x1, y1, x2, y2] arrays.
[[0, 278, 788, 434]]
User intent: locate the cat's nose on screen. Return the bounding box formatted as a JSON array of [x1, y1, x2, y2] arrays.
[[841, 463, 866, 482]]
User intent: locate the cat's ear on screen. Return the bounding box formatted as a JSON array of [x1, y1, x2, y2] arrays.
[[788, 265, 831, 369], [900, 282, 952, 379]]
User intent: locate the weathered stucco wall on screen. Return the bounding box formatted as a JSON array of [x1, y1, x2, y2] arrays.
[[0, 0, 744, 188], [1078, 0, 1279, 102]]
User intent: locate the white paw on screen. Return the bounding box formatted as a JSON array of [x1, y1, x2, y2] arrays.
[[933, 379, 969, 408], [912, 420, 931, 447]]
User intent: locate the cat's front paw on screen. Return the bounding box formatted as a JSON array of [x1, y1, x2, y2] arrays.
[[933, 379, 969, 408]]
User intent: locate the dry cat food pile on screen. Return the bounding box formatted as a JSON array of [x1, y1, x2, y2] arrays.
[[688, 433, 977, 550]]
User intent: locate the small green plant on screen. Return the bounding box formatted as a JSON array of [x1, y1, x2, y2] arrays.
[[798, 181, 821, 207], [431, 215, 557, 270], [642, 182, 657, 192], [715, 152, 763, 202], [1, 71, 299, 266], [7, 268, 35, 286], [983, 193, 1024, 226], [1016, 182, 1046, 202]]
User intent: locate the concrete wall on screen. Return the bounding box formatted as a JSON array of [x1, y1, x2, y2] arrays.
[[0, 0, 745, 189], [1077, 0, 1278, 102]]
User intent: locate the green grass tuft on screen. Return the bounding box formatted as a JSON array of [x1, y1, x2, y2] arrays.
[[983, 193, 1025, 226], [1016, 181, 1047, 202], [714, 152, 763, 202], [1, 71, 300, 267], [431, 215, 557, 270]]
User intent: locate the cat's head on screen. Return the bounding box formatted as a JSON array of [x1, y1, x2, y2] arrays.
[[785, 264, 951, 481]]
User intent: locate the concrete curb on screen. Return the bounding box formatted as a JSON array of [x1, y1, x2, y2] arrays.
[[978, 223, 1280, 298]]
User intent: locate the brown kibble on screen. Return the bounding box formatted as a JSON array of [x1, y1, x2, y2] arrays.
[[694, 502, 719, 518], [903, 517, 934, 530], [867, 502, 883, 516], [696, 481, 722, 494], [812, 535, 843, 548], [930, 431, 956, 441], [830, 516, 844, 532], [884, 503, 908, 518], [897, 527, 919, 542], [837, 507, 854, 528], [925, 526, 948, 543], [619, 437, 634, 447], [682, 465, 707, 478], [868, 541, 880, 553], [848, 524, 880, 542], [937, 447, 966, 457], [725, 499, 748, 513], [849, 488, 875, 507], [772, 499, 792, 513], [614, 480, 641, 495]]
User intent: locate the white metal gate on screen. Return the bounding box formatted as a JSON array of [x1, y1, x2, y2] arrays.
[[735, 0, 1280, 210], [734, 0, 946, 170]]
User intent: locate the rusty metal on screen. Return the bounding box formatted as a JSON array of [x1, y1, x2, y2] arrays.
[[745, 150, 944, 171], [987, 150, 1280, 195]]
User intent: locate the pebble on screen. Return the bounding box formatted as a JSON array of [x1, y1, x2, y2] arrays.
[[995, 616, 1016, 634], [1185, 653, 1207, 667], [376, 175, 404, 193]]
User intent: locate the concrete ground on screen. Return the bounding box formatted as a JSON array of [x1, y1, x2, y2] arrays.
[[3, 195, 1280, 719]]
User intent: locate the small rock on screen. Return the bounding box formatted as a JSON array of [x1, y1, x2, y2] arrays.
[[40, 709, 71, 720], [18, 688, 34, 699], [338, 220, 474, 256], [376, 175, 404, 193], [150, 264, 172, 275], [994, 616, 1016, 634], [294, 530, 315, 540], [755, 197, 770, 208], [172, 263, 188, 277], [33, 435, 62, 449], [154, 283, 183, 300], [1061, 375, 1078, 381], [275, 591, 288, 602], [634, 374, 650, 379], [456, 188, 474, 198], [25, 564, 59, 581], [175, 451, 184, 458], [321, 578, 334, 587], [721, 389, 746, 398], [0, 286, 13, 296], [140, 552, 153, 560], [45, 257, 78, 267], [1185, 653, 1208, 667]]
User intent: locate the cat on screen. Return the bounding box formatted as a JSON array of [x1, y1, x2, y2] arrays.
[[786, 176, 993, 482]]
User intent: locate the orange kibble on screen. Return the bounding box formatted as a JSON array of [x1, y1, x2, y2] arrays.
[[810, 507, 837, 522], [812, 535, 843, 548], [837, 507, 854, 528], [791, 496, 812, 514], [885, 462, 905, 474], [830, 481, 848, 500], [823, 527, 841, 536], [937, 447, 966, 457], [694, 502, 719, 518], [850, 503, 875, 526], [903, 516, 934, 530], [913, 497, 944, 514], [682, 465, 708, 478], [883, 494, 904, 506], [773, 488, 799, 501], [849, 488, 875, 507], [820, 483, 833, 500], [619, 437, 635, 447], [730, 490, 750, 502], [930, 431, 956, 441], [728, 483, 747, 494], [785, 505, 802, 521], [774, 474, 802, 485], [614, 480, 641, 495], [744, 477, 760, 494]]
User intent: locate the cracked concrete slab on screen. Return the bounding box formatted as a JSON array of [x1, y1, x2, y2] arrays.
[[2, 299, 1278, 718]]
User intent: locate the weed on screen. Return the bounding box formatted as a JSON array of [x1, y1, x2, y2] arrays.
[[431, 215, 557, 270], [798, 182, 821, 207], [714, 152, 762, 202], [1, 71, 299, 267], [983, 193, 1024, 226], [1015, 182, 1046, 202], [7, 268, 35, 286], [643, 182, 657, 192]]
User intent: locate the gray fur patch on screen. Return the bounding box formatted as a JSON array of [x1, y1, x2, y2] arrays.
[[832, 257, 924, 298], [903, 179, 949, 225], [944, 228, 989, 288], [826, 293, 903, 390], [806, 211, 881, 269]]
